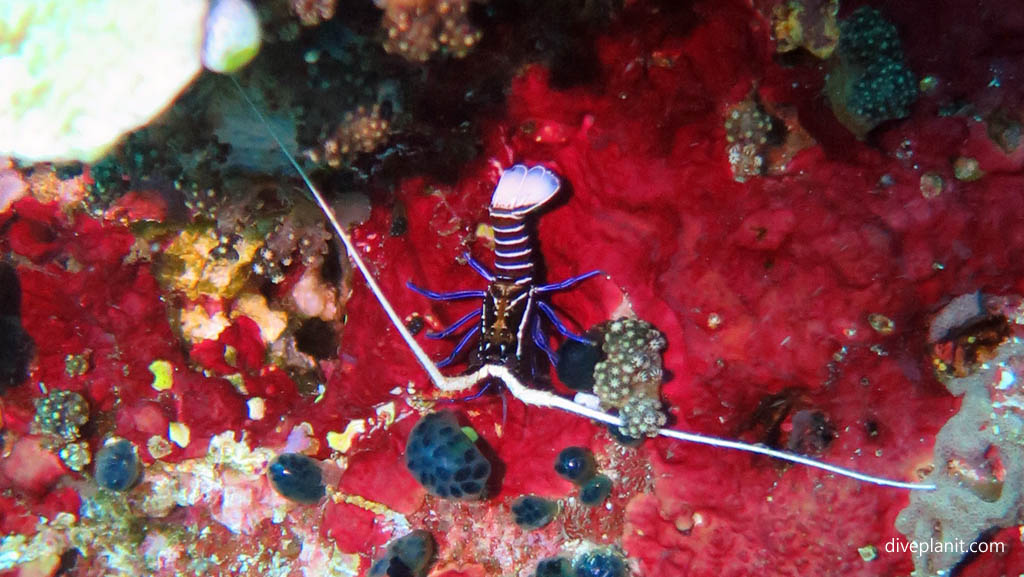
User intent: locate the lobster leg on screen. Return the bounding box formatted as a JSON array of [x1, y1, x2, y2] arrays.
[[406, 281, 486, 301], [436, 326, 479, 368], [537, 301, 591, 344], [426, 309, 482, 339], [465, 253, 496, 282], [532, 315, 558, 366], [535, 269, 602, 293]]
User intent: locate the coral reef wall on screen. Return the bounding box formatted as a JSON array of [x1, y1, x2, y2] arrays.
[[3, 0, 1024, 576]]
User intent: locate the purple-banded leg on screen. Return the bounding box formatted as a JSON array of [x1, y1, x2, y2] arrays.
[[442, 379, 495, 403], [465, 253, 495, 282], [537, 301, 592, 344], [406, 281, 486, 301], [426, 309, 482, 340], [532, 315, 558, 366], [436, 326, 478, 368], [534, 269, 602, 293], [499, 387, 508, 426]]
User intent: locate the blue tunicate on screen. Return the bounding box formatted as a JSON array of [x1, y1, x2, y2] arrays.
[[405, 411, 491, 500], [368, 530, 436, 577], [511, 495, 558, 529], [268, 453, 325, 503], [554, 446, 597, 485], [579, 474, 612, 506], [534, 557, 572, 577], [94, 439, 141, 491], [573, 550, 627, 577]]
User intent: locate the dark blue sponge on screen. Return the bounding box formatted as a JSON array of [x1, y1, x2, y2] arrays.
[[534, 557, 572, 577], [369, 530, 436, 577], [268, 453, 325, 504], [839, 6, 902, 64], [405, 411, 491, 500], [574, 550, 627, 577], [511, 495, 558, 529], [849, 57, 917, 122], [579, 474, 612, 506], [554, 446, 597, 485], [95, 439, 141, 491], [556, 339, 602, 391]]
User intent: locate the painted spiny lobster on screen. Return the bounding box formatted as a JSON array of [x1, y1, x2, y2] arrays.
[[230, 76, 935, 491]]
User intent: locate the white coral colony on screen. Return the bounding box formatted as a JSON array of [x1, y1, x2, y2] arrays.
[[0, 0, 207, 162]]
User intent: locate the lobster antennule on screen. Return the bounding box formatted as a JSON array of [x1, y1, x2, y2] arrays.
[[490, 164, 561, 216]]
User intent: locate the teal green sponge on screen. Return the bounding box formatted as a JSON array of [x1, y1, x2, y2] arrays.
[[849, 57, 918, 123], [839, 7, 903, 64]]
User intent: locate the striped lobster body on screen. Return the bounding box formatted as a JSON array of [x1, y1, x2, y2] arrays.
[[478, 166, 560, 369], [409, 165, 599, 378], [477, 279, 534, 368]]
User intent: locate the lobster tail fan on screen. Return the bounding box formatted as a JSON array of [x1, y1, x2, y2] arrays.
[[490, 165, 561, 216]]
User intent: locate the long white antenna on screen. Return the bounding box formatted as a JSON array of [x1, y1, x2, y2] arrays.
[[228, 76, 448, 389], [461, 365, 935, 491], [230, 77, 935, 491]]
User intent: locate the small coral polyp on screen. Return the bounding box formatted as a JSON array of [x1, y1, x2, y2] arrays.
[[379, 0, 481, 62], [309, 104, 393, 168], [33, 389, 89, 441], [289, 0, 337, 26], [592, 318, 667, 438], [724, 97, 774, 182], [771, 0, 840, 59]]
